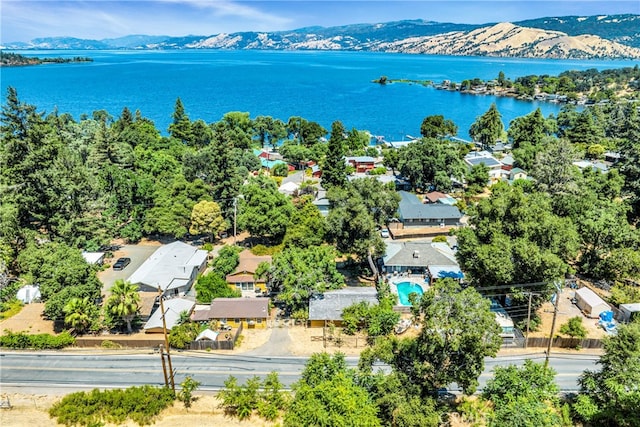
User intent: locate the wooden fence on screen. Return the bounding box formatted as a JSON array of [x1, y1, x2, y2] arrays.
[[190, 322, 244, 351], [526, 337, 603, 349], [74, 337, 164, 348]]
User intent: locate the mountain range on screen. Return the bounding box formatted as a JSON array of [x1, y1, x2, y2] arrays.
[[3, 14, 640, 60]]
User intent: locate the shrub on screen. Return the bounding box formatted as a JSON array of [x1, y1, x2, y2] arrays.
[[100, 340, 122, 349], [560, 316, 587, 339], [49, 385, 175, 426], [178, 376, 201, 409], [0, 330, 75, 349]]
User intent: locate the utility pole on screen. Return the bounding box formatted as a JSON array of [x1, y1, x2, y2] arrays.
[[544, 280, 563, 369], [158, 287, 175, 393], [525, 291, 533, 349], [233, 197, 237, 245]]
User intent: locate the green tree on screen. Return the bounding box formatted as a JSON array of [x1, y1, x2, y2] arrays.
[[469, 103, 504, 149], [397, 138, 465, 192], [168, 97, 193, 144], [559, 316, 587, 339], [168, 321, 200, 349], [253, 115, 287, 149], [268, 246, 344, 310], [349, 178, 401, 226], [420, 115, 458, 138], [178, 376, 201, 409], [195, 272, 241, 304], [189, 200, 226, 242], [237, 175, 294, 241], [105, 279, 140, 333], [322, 120, 348, 189], [575, 320, 640, 426], [508, 107, 548, 149], [465, 163, 490, 195], [282, 196, 326, 249], [63, 297, 99, 334], [326, 185, 384, 260], [360, 279, 502, 395], [285, 353, 380, 427]]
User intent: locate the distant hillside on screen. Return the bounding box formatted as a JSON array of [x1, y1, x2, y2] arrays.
[[374, 22, 640, 59], [515, 14, 640, 48], [2, 14, 639, 60]]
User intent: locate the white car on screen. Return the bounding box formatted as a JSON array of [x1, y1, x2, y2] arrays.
[[380, 229, 390, 238]]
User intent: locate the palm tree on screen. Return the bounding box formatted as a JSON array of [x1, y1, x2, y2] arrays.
[[106, 279, 140, 333], [63, 297, 95, 334]]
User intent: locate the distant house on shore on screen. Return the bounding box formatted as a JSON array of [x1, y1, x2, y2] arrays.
[[345, 156, 376, 173]]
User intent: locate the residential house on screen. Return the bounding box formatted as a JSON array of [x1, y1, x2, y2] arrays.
[[575, 287, 610, 319], [348, 173, 411, 191], [424, 191, 457, 205], [144, 298, 195, 333], [397, 191, 462, 228], [308, 287, 379, 328], [573, 160, 609, 173], [310, 164, 322, 178], [381, 241, 462, 284], [253, 149, 294, 173], [127, 241, 208, 297], [196, 297, 269, 329], [226, 249, 271, 296], [345, 156, 376, 173], [464, 151, 504, 183], [509, 168, 527, 181]]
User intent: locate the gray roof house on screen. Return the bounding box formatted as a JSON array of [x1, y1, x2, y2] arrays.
[[397, 191, 462, 227], [382, 242, 462, 283], [128, 241, 208, 297], [144, 298, 195, 333], [308, 287, 379, 327]]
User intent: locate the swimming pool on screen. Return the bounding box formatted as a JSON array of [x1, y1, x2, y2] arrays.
[[396, 282, 424, 306]]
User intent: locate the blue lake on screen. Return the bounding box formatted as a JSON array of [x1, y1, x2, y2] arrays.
[[1, 50, 637, 140]]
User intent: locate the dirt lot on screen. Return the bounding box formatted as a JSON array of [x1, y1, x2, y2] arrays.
[[528, 286, 607, 339]]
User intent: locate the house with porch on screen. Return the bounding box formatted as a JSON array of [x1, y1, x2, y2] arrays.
[[127, 241, 208, 297], [193, 297, 269, 329], [308, 287, 379, 328], [225, 250, 271, 296]]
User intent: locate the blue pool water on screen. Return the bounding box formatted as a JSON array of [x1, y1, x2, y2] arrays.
[[396, 282, 424, 306]]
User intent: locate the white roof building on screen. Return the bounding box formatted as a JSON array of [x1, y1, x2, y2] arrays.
[[128, 241, 208, 297], [144, 298, 195, 333]]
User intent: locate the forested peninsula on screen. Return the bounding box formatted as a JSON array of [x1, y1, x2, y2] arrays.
[[0, 51, 92, 67], [375, 65, 640, 105]]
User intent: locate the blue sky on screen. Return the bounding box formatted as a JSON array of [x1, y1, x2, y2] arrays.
[[2, 1, 639, 43]]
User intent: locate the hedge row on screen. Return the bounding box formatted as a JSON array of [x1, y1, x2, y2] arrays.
[[0, 330, 75, 349]]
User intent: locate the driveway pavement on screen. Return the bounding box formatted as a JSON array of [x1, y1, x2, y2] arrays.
[[241, 326, 292, 356], [98, 244, 160, 293]]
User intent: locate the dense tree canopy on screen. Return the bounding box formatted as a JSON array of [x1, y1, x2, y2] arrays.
[[397, 137, 465, 192], [360, 279, 502, 395]]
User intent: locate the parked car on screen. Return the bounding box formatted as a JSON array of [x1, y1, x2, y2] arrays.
[[112, 257, 131, 271], [380, 228, 390, 238]]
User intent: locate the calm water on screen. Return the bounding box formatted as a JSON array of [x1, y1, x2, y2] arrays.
[[396, 282, 425, 306], [2, 50, 637, 140]]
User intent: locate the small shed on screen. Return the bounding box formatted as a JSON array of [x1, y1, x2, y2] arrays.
[[575, 287, 610, 319], [619, 303, 640, 323], [195, 329, 219, 341]]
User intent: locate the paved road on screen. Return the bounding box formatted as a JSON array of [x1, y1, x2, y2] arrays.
[[0, 351, 599, 393]]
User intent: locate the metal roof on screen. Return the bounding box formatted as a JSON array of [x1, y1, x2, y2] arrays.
[[398, 191, 462, 221], [127, 241, 208, 292], [144, 298, 195, 331], [308, 287, 378, 321]]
